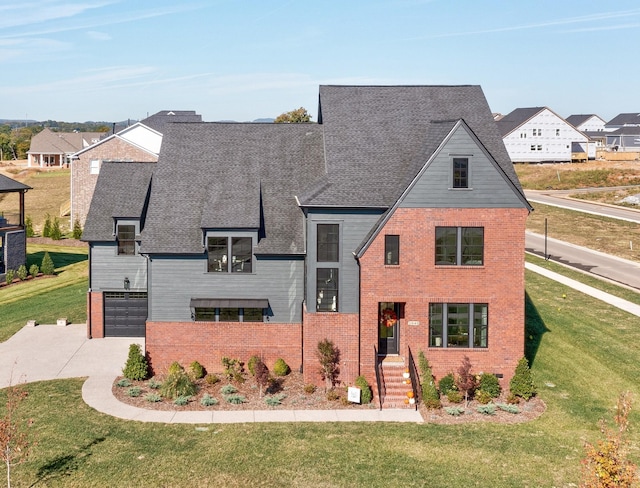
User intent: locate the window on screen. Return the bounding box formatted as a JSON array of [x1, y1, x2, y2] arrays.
[[429, 303, 488, 348], [117, 224, 136, 255], [385, 235, 399, 265], [194, 308, 264, 322], [452, 158, 468, 189], [537, 145, 542, 151], [530, 145, 536, 151], [556, 129, 560, 136], [316, 268, 338, 312], [317, 224, 339, 262], [520, 132, 526, 139], [532, 128, 541, 136], [90, 160, 100, 175], [207, 236, 252, 273], [435, 227, 483, 265]]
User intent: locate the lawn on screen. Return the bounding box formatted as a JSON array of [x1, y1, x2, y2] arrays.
[[2, 270, 639, 487]]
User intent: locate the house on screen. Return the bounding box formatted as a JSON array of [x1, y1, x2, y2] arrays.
[[565, 114, 606, 133], [605, 113, 640, 131], [70, 110, 202, 228], [0, 174, 31, 279], [83, 85, 531, 406], [605, 127, 640, 152], [27, 128, 104, 168], [497, 107, 593, 162]]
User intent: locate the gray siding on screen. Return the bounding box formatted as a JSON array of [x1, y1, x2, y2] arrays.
[[147, 255, 305, 323], [402, 125, 525, 208], [90, 242, 147, 291], [4, 230, 26, 272], [306, 209, 382, 314]]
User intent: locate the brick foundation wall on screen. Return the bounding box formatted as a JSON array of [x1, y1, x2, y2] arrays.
[[88, 291, 104, 338], [359, 207, 528, 392], [145, 321, 302, 377], [72, 138, 157, 227]]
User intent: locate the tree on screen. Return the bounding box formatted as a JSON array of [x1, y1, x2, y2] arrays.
[[274, 107, 312, 124], [455, 356, 476, 407], [317, 339, 340, 391], [0, 378, 35, 488], [254, 360, 269, 398]]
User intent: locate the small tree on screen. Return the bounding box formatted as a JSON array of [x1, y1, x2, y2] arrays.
[[455, 356, 476, 407], [510, 357, 536, 400], [581, 391, 638, 487], [24, 216, 34, 237], [42, 213, 52, 238], [72, 219, 83, 240], [274, 107, 312, 124], [40, 252, 55, 275], [122, 344, 148, 380], [0, 380, 35, 488], [254, 360, 269, 398], [418, 351, 441, 409], [50, 217, 62, 240], [317, 339, 340, 391]]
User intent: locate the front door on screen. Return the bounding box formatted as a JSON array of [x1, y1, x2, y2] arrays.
[[378, 302, 399, 355]]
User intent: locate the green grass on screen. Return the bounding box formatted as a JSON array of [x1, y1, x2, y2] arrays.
[[2, 271, 640, 487], [514, 162, 640, 190]]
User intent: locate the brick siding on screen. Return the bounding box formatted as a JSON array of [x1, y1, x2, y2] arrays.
[[88, 291, 104, 338]]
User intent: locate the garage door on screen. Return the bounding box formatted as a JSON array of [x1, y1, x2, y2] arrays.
[[104, 292, 147, 337]]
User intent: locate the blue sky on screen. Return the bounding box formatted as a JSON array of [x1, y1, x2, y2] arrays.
[[2, 0, 639, 123]]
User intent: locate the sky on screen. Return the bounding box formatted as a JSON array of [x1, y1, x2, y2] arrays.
[[1, 0, 639, 123]]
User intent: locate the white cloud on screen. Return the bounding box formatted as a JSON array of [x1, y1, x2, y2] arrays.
[[87, 31, 112, 41]]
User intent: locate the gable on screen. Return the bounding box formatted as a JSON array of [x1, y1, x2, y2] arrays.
[[119, 124, 163, 154], [401, 122, 527, 208], [502, 108, 586, 142]]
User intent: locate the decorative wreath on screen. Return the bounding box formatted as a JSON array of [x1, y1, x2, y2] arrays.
[[381, 308, 397, 327]]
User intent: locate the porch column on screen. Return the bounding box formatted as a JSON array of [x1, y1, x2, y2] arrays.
[[19, 190, 25, 227]]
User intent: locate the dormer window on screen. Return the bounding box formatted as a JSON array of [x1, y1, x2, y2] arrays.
[[117, 224, 136, 255]]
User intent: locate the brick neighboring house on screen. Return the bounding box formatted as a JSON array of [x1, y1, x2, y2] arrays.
[[71, 110, 202, 228], [0, 174, 31, 279], [83, 85, 531, 407], [27, 128, 104, 168]]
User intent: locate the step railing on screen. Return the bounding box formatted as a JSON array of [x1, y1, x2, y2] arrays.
[[374, 346, 384, 410], [407, 346, 420, 411]]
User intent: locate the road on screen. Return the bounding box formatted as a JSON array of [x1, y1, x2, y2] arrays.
[[523, 187, 640, 290]]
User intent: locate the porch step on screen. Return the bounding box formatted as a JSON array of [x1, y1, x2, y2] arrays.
[[380, 360, 416, 409]]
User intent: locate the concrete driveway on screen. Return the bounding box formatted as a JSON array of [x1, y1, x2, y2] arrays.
[[0, 323, 140, 388]]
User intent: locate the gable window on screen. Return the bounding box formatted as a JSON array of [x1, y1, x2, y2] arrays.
[[117, 224, 136, 255], [452, 158, 468, 189], [317, 224, 339, 262], [532, 128, 541, 136], [207, 237, 252, 273], [316, 268, 338, 312], [90, 160, 100, 175], [385, 235, 399, 265], [435, 227, 483, 266], [429, 303, 488, 348], [556, 129, 560, 136]]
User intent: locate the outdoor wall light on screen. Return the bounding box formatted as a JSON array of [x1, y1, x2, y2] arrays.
[[124, 277, 130, 290]]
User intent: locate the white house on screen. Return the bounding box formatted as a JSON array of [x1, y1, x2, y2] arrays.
[[497, 107, 592, 163], [566, 114, 606, 132]]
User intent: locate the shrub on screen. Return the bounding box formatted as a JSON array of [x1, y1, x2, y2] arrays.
[[418, 351, 441, 409], [247, 355, 260, 376], [355, 375, 372, 404], [122, 344, 148, 380], [447, 390, 463, 403], [72, 219, 83, 240], [40, 252, 55, 275], [188, 361, 205, 380], [506, 392, 520, 405], [265, 393, 287, 406], [478, 373, 501, 398], [273, 358, 290, 377], [220, 384, 237, 395], [317, 339, 340, 390], [254, 360, 270, 397], [475, 389, 493, 405], [222, 357, 245, 383], [160, 370, 197, 399], [29, 264, 39, 278], [167, 361, 184, 376], [304, 384, 317, 394], [225, 394, 247, 405], [200, 394, 218, 406], [145, 393, 162, 403], [116, 378, 132, 388], [326, 389, 340, 401], [42, 213, 52, 238], [25, 216, 34, 237], [5, 269, 15, 284], [205, 374, 220, 385], [174, 395, 191, 406], [147, 379, 161, 389], [510, 357, 536, 400], [16, 265, 27, 281], [497, 403, 520, 414], [50, 217, 62, 240], [455, 356, 476, 406], [445, 406, 464, 416], [126, 387, 142, 397], [438, 373, 455, 396], [477, 404, 496, 415]]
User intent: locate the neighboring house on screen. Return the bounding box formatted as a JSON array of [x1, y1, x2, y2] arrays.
[[497, 107, 593, 162], [605, 113, 640, 131], [565, 114, 606, 132], [70, 110, 202, 228], [83, 85, 532, 406], [0, 174, 31, 279], [27, 128, 104, 168], [604, 113, 640, 152]]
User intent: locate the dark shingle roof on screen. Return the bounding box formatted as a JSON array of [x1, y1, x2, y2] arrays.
[[27, 128, 103, 154], [140, 123, 325, 255], [566, 114, 596, 127], [82, 162, 156, 241], [140, 110, 203, 133], [0, 174, 31, 193], [606, 113, 640, 127], [298, 85, 522, 207], [495, 107, 546, 137]]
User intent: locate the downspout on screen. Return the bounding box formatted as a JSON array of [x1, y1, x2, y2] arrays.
[[87, 244, 92, 338], [356, 253, 361, 377]]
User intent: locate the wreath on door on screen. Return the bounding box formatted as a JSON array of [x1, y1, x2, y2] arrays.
[[381, 308, 397, 327]]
